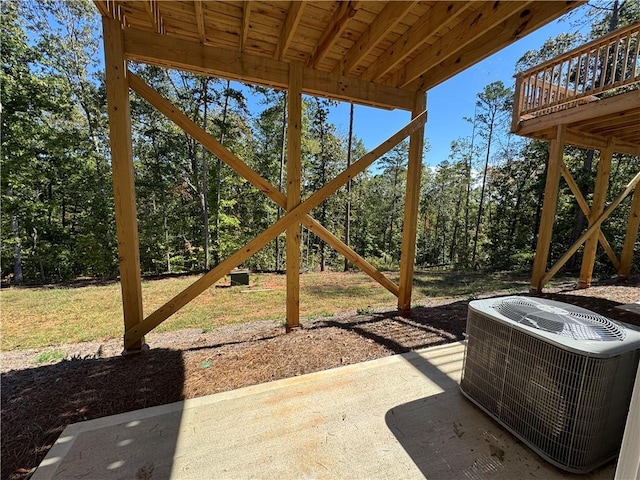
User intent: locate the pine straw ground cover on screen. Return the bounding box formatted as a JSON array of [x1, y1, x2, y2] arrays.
[[2, 275, 639, 479]]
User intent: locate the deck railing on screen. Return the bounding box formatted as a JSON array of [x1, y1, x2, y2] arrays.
[[512, 22, 640, 128]]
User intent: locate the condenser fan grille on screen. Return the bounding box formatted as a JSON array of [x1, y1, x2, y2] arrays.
[[493, 297, 625, 341]]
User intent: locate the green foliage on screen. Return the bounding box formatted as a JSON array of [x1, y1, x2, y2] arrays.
[[2, 2, 637, 287], [35, 350, 66, 364]]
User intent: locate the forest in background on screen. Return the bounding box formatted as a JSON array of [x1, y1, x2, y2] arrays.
[[2, 0, 639, 285]]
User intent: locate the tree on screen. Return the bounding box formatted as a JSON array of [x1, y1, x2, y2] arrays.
[[306, 98, 343, 271], [471, 81, 512, 266]]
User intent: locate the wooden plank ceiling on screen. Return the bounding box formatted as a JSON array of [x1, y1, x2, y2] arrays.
[[95, 1, 582, 109]]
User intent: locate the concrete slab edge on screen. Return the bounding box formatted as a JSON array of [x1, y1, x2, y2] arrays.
[[32, 341, 465, 480]]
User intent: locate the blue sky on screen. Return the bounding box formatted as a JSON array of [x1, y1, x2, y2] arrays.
[[321, 5, 594, 166]]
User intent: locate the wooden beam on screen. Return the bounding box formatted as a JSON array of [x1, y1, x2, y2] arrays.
[[124, 110, 428, 347], [619, 181, 640, 278], [338, 1, 416, 76], [241, 1, 251, 52], [286, 62, 302, 331], [94, 1, 111, 17], [559, 161, 620, 270], [396, 1, 535, 88], [194, 0, 205, 43], [103, 17, 144, 351], [517, 89, 640, 136], [578, 142, 613, 288], [307, 1, 360, 68], [531, 125, 565, 293], [360, 1, 473, 82], [123, 27, 415, 110], [542, 169, 640, 286], [128, 72, 399, 297], [576, 112, 640, 133], [528, 127, 640, 157], [398, 92, 427, 314], [403, 1, 582, 91], [275, 1, 305, 61]]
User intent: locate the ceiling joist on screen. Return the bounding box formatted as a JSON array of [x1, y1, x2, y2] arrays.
[[241, 2, 252, 52], [194, 0, 206, 43], [360, 1, 474, 82], [143, 0, 164, 35], [338, 1, 416, 76], [396, 1, 537, 88], [402, 1, 582, 91], [123, 27, 416, 110], [275, 1, 305, 61], [307, 1, 361, 68]]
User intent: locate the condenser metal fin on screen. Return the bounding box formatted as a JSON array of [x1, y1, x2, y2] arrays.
[[493, 296, 626, 341]]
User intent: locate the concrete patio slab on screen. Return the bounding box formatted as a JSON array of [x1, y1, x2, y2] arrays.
[[33, 342, 615, 479]]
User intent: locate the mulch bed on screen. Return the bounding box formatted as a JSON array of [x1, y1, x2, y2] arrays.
[[2, 284, 639, 480]]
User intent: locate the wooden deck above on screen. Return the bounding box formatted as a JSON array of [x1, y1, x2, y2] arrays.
[[515, 89, 640, 156], [511, 22, 640, 156], [94, 1, 582, 110]]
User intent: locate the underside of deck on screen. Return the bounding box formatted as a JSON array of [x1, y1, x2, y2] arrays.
[[513, 88, 640, 157]]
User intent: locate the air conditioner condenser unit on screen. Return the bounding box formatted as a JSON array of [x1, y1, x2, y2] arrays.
[[460, 296, 640, 473]]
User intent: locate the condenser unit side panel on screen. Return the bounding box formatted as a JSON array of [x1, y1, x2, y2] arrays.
[[460, 311, 511, 417]]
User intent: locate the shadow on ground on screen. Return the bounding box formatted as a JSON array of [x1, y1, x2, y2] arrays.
[[2, 290, 635, 479], [1, 349, 185, 480]]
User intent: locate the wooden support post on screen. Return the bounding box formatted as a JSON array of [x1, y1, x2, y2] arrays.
[[531, 125, 565, 293], [398, 92, 427, 315], [103, 18, 144, 351], [578, 142, 613, 288], [286, 62, 302, 332], [619, 181, 640, 279]]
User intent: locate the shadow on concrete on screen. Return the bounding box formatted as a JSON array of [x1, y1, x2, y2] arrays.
[[1, 349, 185, 479], [385, 292, 628, 479]]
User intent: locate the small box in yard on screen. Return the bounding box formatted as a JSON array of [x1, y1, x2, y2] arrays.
[[230, 270, 249, 286]]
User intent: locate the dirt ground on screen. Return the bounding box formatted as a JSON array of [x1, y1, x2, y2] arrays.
[[2, 279, 639, 480]]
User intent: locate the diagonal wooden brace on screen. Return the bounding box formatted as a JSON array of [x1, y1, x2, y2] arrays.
[[124, 107, 427, 347], [129, 72, 399, 296], [559, 161, 620, 270], [542, 169, 640, 286]]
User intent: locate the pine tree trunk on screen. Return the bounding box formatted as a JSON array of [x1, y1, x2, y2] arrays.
[[450, 189, 463, 262], [164, 214, 171, 273], [201, 78, 211, 270], [464, 111, 477, 267], [214, 80, 231, 266], [9, 187, 23, 284], [472, 118, 494, 266], [276, 93, 287, 271], [344, 103, 354, 272]]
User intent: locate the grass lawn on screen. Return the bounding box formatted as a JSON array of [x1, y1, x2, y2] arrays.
[[1, 269, 531, 351]]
